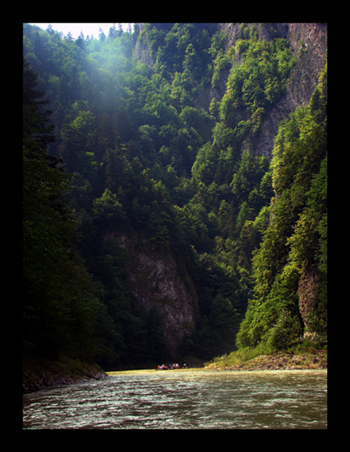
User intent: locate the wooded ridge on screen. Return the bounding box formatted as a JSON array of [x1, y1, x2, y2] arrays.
[[23, 23, 327, 379]]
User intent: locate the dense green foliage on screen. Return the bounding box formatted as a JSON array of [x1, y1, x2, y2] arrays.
[[236, 64, 327, 350], [23, 23, 327, 368], [23, 59, 101, 361]]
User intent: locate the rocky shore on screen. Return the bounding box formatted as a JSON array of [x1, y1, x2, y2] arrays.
[[206, 350, 327, 371], [23, 355, 107, 393]]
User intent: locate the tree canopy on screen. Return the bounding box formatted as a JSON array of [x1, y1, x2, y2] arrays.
[[23, 23, 327, 368]]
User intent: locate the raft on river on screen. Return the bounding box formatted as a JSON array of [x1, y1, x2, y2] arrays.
[[157, 363, 187, 370]]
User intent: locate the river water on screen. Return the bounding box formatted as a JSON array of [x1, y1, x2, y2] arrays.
[[23, 369, 327, 429]]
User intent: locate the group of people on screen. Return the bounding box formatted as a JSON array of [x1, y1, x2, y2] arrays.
[[158, 363, 187, 370], [299, 332, 317, 342]]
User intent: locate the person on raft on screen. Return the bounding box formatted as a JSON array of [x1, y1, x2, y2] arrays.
[[158, 363, 188, 369]]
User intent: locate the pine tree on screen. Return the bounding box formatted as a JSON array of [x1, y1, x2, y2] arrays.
[[23, 58, 99, 360]]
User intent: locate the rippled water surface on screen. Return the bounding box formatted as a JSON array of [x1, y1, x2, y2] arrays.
[[23, 369, 327, 429]]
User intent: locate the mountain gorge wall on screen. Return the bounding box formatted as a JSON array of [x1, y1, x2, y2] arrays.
[[23, 22, 327, 381], [128, 23, 327, 358], [133, 23, 327, 161], [220, 23, 327, 159]]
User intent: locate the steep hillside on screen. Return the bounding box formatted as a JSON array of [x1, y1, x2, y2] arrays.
[[23, 23, 327, 374], [240, 23, 327, 158]]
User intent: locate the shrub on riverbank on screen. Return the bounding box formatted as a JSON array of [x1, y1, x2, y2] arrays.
[[205, 343, 327, 370], [205, 344, 270, 369]]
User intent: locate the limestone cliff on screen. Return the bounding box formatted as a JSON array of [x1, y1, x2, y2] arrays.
[[133, 23, 327, 161], [133, 24, 155, 67], [114, 234, 199, 360], [219, 23, 327, 159], [298, 268, 321, 333]]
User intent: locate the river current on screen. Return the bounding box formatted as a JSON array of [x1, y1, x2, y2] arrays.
[[23, 369, 327, 429]]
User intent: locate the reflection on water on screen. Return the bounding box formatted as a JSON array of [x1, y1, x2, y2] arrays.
[[23, 369, 327, 429]]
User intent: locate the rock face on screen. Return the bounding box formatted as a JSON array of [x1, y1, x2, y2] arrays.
[[238, 23, 327, 159], [298, 268, 320, 332], [118, 235, 198, 360], [133, 23, 327, 161], [133, 38, 154, 67]]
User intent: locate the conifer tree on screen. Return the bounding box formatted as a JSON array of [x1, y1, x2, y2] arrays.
[[23, 58, 99, 360]]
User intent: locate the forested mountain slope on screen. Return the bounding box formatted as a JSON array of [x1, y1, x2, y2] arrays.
[[23, 22, 327, 370]]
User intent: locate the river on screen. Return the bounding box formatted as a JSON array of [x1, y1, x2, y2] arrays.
[[23, 369, 327, 429]]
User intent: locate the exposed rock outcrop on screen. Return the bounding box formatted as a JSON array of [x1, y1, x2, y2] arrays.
[[298, 268, 320, 332], [133, 37, 155, 67], [241, 23, 327, 159], [116, 234, 199, 360]]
